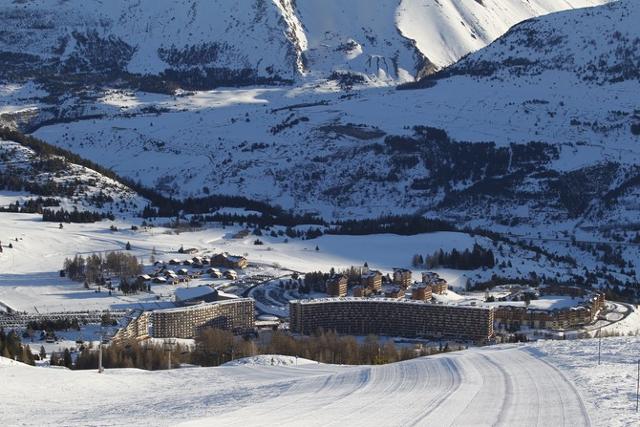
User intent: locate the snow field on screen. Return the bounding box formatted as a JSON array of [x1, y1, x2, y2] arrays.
[[4, 339, 632, 426]]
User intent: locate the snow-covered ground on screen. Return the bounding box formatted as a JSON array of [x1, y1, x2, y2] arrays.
[[0, 210, 491, 313], [2, 337, 638, 426]]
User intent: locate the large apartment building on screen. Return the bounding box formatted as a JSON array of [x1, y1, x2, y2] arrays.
[[289, 298, 494, 342], [151, 298, 255, 338], [493, 289, 605, 331]]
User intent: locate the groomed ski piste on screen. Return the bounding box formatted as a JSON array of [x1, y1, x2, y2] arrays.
[[2, 337, 639, 426]]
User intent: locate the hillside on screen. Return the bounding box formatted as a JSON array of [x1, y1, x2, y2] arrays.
[[22, 0, 639, 225], [1, 337, 638, 426], [0, 0, 607, 90], [0, 137, 145, 217]]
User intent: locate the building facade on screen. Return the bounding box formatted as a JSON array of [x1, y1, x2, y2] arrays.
[[411, 285, 433, 301], [493, 289, 605, 331], [289, 298, 494, 342], [326, 275, 348, 297], [151, 298, 255, 338], [393, 269, 412, 289], [113, 311, 151, 342], [422, 272, 448, 294], [361, 270, 382, 292]]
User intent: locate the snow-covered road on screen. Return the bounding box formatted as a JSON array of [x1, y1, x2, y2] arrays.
[[1, 345, 595, 426]]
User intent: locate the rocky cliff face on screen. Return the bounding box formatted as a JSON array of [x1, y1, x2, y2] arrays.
[[0, 0, 608, 91]]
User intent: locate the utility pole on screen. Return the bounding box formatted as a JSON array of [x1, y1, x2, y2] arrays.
[[598, 330, 602, 365], [98, 341, 104, 373], [164, 339, 176, 370]]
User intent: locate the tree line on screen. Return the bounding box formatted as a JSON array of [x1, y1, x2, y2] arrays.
[[0, 197, 60, 214], [65, 328, 464, 371], [0, 329, 35, 365], [63, 251, 142, 284], [413, 244, 496, 270], [42, 208, 113, 223]]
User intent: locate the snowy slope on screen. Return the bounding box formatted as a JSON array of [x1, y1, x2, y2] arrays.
[[0, 0, 608, 85], [24, 0, 640, 227], [0, 138, 146, 214], [2, 338, 639, 426], [397, 0, 609, 68]]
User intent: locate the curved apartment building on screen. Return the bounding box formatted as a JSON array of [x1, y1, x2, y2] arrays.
[[289, 298, 494, 342], [152, 298, 255, 338]]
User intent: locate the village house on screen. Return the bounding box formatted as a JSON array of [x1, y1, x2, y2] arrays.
[[326, 275, 348, 297], [393, 268, 412, 289], [385, 286, 405, 299], [353, 285, 371, 298], [208, 267, 223, 278], [360, 270, 382, 292], [211, 252, 248, 269], [422, 272, 448, 294], [411, 284, 433, 301], [224, 270, 238, 280]]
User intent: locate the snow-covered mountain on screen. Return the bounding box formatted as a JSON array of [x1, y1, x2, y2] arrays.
[[20, 0, 637, 227], [1, 0, 639, 288], [0, 0, 608, 86]]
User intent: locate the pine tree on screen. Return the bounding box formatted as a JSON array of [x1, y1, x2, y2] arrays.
[[63, 349, 73, 368]]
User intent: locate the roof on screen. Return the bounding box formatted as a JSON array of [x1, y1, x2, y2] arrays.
[[175, 286, 216, 301], [153, 297, 254, 314], [290, 297, 493, 311]]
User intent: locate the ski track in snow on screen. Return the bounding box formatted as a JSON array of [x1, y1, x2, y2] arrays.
[[183, 346, 593, 427], [4, 345, 592, 426]]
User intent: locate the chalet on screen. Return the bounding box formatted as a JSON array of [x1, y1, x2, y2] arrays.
[[411, 284, 432, 301], [208, 268, 223, 278], [361, 270, 382, 292], [353, 285, 371, 298], [393, 268, 412, 289], [169, 259, 181, 265], [183, 259, 194, 266], [212, 252, 248, 269], [385, 287, 405, 299], [138, 274, 152, 282], [177, 268, 189, 276], [421, 272, 448, 294], [224, 270, 238, 280], [326, 275, 348, 297], [153, 276, 167, 284]]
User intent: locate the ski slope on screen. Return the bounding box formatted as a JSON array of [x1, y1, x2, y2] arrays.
[[5, 339, 639, 426]]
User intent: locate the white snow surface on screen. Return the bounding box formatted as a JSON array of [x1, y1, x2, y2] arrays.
[[2, 337, 639, 426], [396, 0, 609, 68], [0, 211, 484, 312]]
